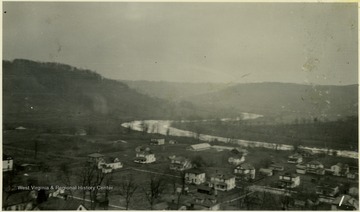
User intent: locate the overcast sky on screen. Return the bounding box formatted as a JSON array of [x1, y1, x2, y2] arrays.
[[3, 2, 358, 85]]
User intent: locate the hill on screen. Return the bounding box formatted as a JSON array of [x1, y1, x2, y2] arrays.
[[184, 82, 358, 120], [121, 80, 231, 101], [3, 59, 204, 131]]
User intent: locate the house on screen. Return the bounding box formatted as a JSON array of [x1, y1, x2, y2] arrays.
[[170, 156, 192, 171], [234, 163, 255, 180], [349, 187, 359, 197], [185, 169, 206, 185], [188, 194, 220, 210], [134, 151, 156, 164], [306, 161, 325, 175], [316, 184, 339, 198], [231, 148, 249, 156], [87, 153, 105, 164], [269, 163, 284, 171], [228, 150, 245, 165], [297, 149, 314, 158], [259, 168, 273, 176], [3, 190, 37, 210], [187, 143, 211, 151], [296, 163, 307, 174], [278, 173, 300, 188], [19, 164, 41, 172], [287, 153, 303, 164], [347, 171, 358, 180], [153, 202, 170, 210], [197, 185, 215, 195], [35, 197, 88, 210], [168, 140, 177, 144], [331, 163, 350, 177], [135, 145, 150, 152], [208, 172, 236, 191], [98, 157, 123, 173], [150, 138, 165, 145], [331, 195, 359, 210], [3, 155, 13, 172]]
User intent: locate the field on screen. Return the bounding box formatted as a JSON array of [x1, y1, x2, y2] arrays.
[[171, 116, 358, 151]]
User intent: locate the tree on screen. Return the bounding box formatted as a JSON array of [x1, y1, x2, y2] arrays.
[[118, 174, 138, 210], [59, 162, 74, 197], [78, 162, 110, 209], [143, 175, 166, 210], [140, 121, 149, 134]]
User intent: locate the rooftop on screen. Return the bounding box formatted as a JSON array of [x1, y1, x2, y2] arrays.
[[189, 143, 211, 150], [88, 153, 105, 158]]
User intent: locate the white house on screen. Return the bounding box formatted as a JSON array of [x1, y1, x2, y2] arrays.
[[185, 169, 206, 185], [295, 163, 307, 174], [234, 163, 255, 180], [208, 172, 236, 191], [98, 158, 123, 173], [170, 156, 192, 171], [331, 163, 350, 176], [278, 173, 300, 188], [287, 153, 303, 164], [306, 161, 325, 175], [150, 138, 165, 145], [187, 143, 211, 151], [3, 155, 13, 172], [134, 151, 156, 164]]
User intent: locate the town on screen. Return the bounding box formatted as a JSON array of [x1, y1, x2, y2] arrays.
[[3, 129, 359, 210]]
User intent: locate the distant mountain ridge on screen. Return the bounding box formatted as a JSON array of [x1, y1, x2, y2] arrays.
[[122, 80, 358, 120]]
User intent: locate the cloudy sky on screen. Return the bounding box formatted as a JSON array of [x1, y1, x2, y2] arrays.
[[3, 2, 358, 85]]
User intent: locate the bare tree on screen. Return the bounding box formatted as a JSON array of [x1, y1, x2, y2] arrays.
[[142, 175, 166, 210], [118, 174, 138, 210], [59, 162, 74, 197], [78, 162, 109, 209], [140, 120, 149, 134]]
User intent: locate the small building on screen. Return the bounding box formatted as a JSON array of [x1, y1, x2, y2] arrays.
[[187, 143, 211, 151], [234, 163, 255, 180], [135, 145, 150, 152], [134, 151, 156, 164], [170, 156, 192, 171], [3, 155, 13, 172], [15, 126, 27, 130], [150, 138, 165, 145], [259, 168, 273, 176], [278, 173, 300, 188], [306, 161, 325, 175], [3, 190, 37, 210], [19, 164, 41, 172], [347, 171, 358, 180], [208, 172, 236, 191], [295, 163, 307, 174], [98, 158, 123, 173], [228, 150, 245, 165], [185, 169, 206, 185], [269, 164, 284, 171], [231, 148, 249, 156], [349, 187, 359, 197], [316, 184, 339, 198], [197, 185, 214, 195], [287, 153, 303, 164], [153, 202, 170, 210], [331, 163, 350, 177], [88, 153, 105, 164], [331, 195, 359, 211], [188, 195, 220, 210], [36, 197, 88, 210], [297, 149, 314, 158], [75, 128, 87, 136], [168, 140, 177, 144]]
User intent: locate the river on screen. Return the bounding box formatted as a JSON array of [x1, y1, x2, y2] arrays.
[[121, 113, 358, 159]]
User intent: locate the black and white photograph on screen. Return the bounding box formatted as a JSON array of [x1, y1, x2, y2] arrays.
[[2, 1, 359, 211]]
